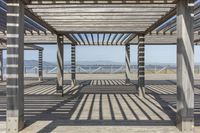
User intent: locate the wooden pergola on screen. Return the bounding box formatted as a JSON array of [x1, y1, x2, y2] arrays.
[[0, 0, 198, 132], [0, 42, 44, 81]]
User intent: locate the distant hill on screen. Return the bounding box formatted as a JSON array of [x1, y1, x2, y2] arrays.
[[3, 59, 55, 67], [2, 59, 200, 66], [3, 59, 125, 66], [24, 60, 55, 67], [65, 60, 123, 65]]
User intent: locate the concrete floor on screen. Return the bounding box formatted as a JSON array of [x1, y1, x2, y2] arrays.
[[0, 74, 200, 133]]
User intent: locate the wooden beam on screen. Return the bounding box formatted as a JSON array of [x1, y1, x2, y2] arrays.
[[138, 35, 145, 98], [36, 12, 170, 16], [24, 8, 58, 34], [71, 45, 76, 86], [123, 34, 137, 45], [6, 0, 25, 132], [0, 44, 44, 50], [125, 44, 131, 84], [0, 50, 3, 81], [40, 15, 163, 20], [26, 44, 43, 50], [27, 0, 176, 4], [38, 50, 43, 81], [56, 35, 64, 95], [65, 34, 77, 44], [144, 7, 176, 34], [176, 0, 194, 132], [70, 34, 81, 45], [27, 4, 176, 9]]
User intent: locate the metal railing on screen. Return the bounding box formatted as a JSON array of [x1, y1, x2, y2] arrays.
[[23, 65, 137, 74], [1, 65, 200, 74]]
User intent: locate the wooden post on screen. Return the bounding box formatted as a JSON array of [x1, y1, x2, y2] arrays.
[[0, 50, 3, 81], [176, 0, 194, 132], [71, 45, 76, 86], [125, 44, 131, 84], [56, 35, 64, 95], [138, 35, 145, 98], [6, 0, 25, 132], [38, 50, 43, 81]]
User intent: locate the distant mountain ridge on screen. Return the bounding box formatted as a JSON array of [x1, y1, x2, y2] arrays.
[[3, 59, 126, 66], [3, 59, 54, 67], [67, 61, 123, 65], [4, 59, 200, 66]]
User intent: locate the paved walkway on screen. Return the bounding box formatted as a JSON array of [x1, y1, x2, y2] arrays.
[[0, 75, 200, 133]]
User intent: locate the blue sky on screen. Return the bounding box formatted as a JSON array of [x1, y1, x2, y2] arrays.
[[4, 45, 198, 64]]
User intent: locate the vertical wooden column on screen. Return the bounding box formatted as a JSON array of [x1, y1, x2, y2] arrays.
[[125, 44, 131, 84], [138, 35, 145, 98], [176, 0, 194, 132], [56, 35, 64, 95], [0, 50, 3, 81], [38, 50, 43, 81], [71, 45, 76, 86], [6, 0, 24, 132]]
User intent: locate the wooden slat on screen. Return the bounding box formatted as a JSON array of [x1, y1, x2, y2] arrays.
[[144, 7, 176, 34], [27, 0, 176, 4], [27, 4, 176, 8]]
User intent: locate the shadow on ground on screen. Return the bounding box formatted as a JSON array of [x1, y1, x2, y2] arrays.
[[0, 78, 200, 132]]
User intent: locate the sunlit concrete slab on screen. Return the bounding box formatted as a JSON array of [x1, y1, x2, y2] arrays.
[[0, 75, 200, 132], [24, 73, 200, 80]]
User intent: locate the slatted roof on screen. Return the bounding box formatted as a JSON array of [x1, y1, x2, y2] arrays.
[[1, 0, 200, 46], [0, 0, 47, 34], [0, 42, 44, 50], [25, 0, 177, 45], [26, 3, 176, 33], [155, 1, 200, 34], [0, 32, 71, 45], [68, 33, 136, 45], [0, 0, 72, 44], [27, 0, 176, 4], [129, 33, 200, 45]]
